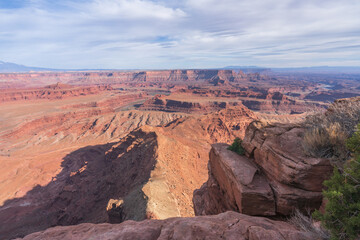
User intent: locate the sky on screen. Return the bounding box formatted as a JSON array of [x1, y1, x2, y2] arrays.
[[0, 0, 360, 69]]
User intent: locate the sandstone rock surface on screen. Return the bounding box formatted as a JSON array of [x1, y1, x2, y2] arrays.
[[194, 121, 333, 217], [0, 69, 245, 88], [18, 211, 315, 240], [194, 143, 275, 216], [0, 105, 257, 239], [242, 121, 333, 192], [175, 88, 324, 114], [0, 85, 113, 102], [138, 94, 239, 113]]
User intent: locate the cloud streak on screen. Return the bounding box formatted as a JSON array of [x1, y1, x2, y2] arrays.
[[0, 0, 359, 69]]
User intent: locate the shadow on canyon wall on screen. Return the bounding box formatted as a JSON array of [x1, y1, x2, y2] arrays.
[[0, 129, 158, 239]]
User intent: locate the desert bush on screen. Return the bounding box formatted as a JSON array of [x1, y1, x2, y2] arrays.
[[289, 209, 330, 240], [302, 122, 348, 161], [325, 99, 360, 136], [228, 137, 245, 155], [302, 98, 360, 163], [313, 124, 360, 240]]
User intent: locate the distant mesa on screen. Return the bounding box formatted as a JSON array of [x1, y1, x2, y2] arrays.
[[0, 84, 113, 102], [44, 82, 72, 90]]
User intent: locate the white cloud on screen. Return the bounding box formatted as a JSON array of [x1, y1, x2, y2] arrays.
[[89, 0, 186, 20], [0, 0, 359, 68]]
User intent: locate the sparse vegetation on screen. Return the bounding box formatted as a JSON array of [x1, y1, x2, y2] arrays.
[[302, 99, 360, 164], [313, 123, 360, 240], [228, 137, 245, 155], [347, 123, 360, 156], [303, 99, 360, 239], [289, 209, 330, 240], [302, 122, 348, 161]]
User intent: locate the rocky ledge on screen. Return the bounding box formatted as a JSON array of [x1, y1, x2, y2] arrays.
[[194, 121, 333, 217], [18, 211, 315, 240]]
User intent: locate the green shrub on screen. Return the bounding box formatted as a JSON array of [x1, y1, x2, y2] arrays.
[[313, 123, 360, 240], [346, 123, 360, 156], [228, 137, 245, 155]]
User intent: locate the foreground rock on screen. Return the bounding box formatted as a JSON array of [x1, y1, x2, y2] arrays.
[[194, 121, 333, 217], [242, 121, 332, 192], [242, 121, 333, 215], [18, 211, 314, 240], [194, 144, 275, 216]]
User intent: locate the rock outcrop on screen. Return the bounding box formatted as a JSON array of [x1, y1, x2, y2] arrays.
[[0, 70, 247, 88], [174, 88, 324, 114], [0, 85, 113, 102], [242, 121, 333, 191], [194, 121, 333, 217], [305, 90, 359, 102], [138, 94, 238, 113], [18, 211, 315, 240], [242, 121, 333, 215], [194, 144, 275, 216], [62, 92, 149, 109]]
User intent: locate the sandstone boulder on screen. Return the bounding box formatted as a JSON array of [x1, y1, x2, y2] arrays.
[[194, 143, 275, 216], [242, 121, 333, 192], [270, 180, 323, 216]]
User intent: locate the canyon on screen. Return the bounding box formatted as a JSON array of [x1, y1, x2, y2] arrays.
[[0, 69, 359, 239]]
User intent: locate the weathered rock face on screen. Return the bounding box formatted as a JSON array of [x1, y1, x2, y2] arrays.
[[242, 121, 333, 215], [240, 98, 316, 114], [138, 94, 238, 113], [0, 85, 113, 102], [174, 88, 325, 114], [242, 121, 333, 192], [0, 70, 245, 88], [194, 121, 333, 217], [18, 211, 315, 240], [62, 92, 149, 109], [305, 90, 359, 102], [194, 144, 275, 216], [0, 128, 160, 239]]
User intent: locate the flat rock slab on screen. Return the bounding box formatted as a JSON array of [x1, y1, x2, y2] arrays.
[[18, 211, 315, 240]]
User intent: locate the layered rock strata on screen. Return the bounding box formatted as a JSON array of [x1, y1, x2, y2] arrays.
[[138, 95, 237, 113], [0, 85, 113, 102], [194, 143, 275, 216], [194, 121, 333, 217], [0, 70, 247, 88], [0, 106, 257, 239]]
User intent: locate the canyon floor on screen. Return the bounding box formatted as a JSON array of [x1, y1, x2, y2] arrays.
[[0, 69, 359, 239]]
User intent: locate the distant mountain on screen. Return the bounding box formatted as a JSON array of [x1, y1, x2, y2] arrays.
[[271, 66, 360, 74], [222, 66, 271, 73], [0, 61, 130, 73], [2, 61, 360, 74], [223, 65, 360, 74], [0, 61, 55, 73]]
